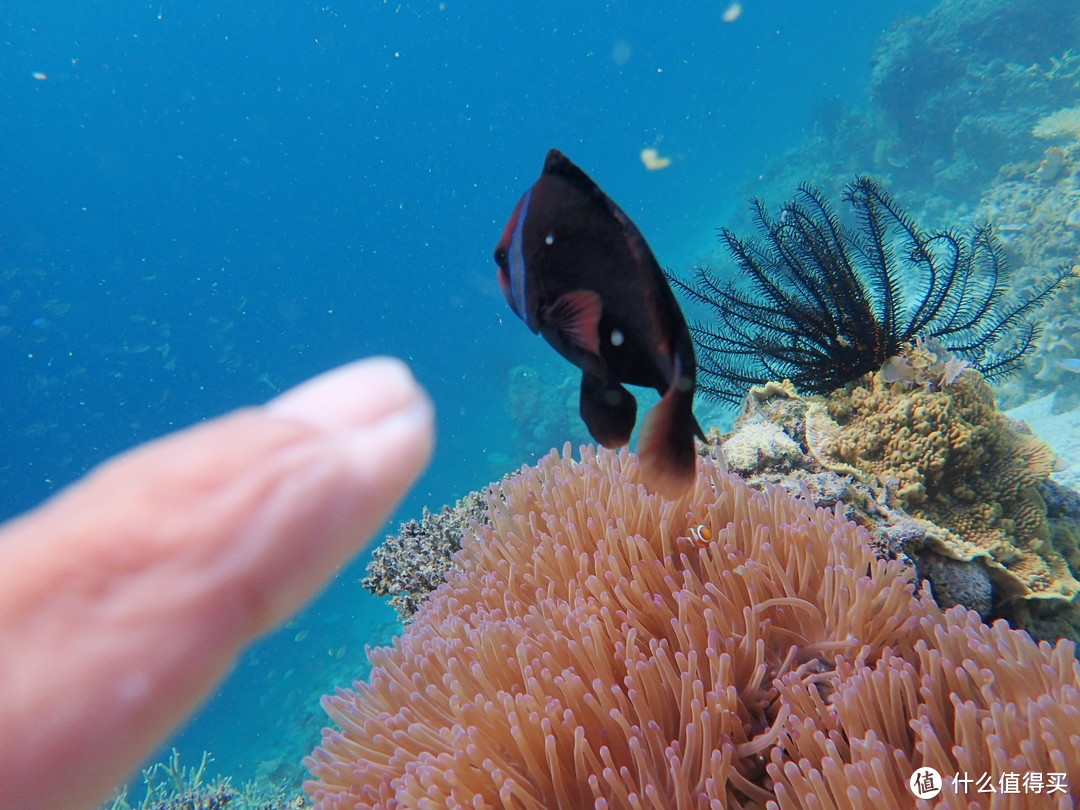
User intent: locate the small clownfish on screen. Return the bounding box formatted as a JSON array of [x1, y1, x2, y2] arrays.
[[688, 524, 713, 548]]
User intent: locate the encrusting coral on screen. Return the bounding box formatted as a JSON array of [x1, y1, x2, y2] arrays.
[[305, 445, 1080, 809], [806, 364, 1080, 610]]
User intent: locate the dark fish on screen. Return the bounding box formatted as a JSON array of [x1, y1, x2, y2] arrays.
[[494, 148, 705, 496]]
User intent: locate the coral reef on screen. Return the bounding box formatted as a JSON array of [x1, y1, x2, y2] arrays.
[[1034, 106, 1080, 142], [506, 363, 592, 462], [737, 18, 1080, 236], [730, 2, 1080, 228], [102, 750, 304, 810], [721, 419, 802, 477], [724, 367, 1080, 644], [868, 0, 1080, 196], [361, 357, 1080, 641], [305, 446, 1080, 809], [974, 148, 1080, 408], [879, 337, 969, 390], [1007, 393, 1080, 491], [362, 491, 490, 623], [715, 0, 1080, 409], [673, 178, 1074, 404]]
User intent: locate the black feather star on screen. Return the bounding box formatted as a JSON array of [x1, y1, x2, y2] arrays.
[[671, 176, 1076, 404]]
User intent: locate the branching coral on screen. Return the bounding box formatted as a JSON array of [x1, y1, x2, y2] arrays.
[[103, 749, 303, 810], [1034, 106, 1080, 141], [305, 446, 1080, 809], [362, 491, 490, 623], [672, 177, 1075, 404]]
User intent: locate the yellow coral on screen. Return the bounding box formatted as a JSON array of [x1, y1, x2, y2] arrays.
[[807, 368, 1080, 614]]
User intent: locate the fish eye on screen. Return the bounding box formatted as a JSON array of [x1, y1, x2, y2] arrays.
[[494, 246, 507, 266]]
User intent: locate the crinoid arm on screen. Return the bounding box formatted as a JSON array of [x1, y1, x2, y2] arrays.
[[673, 178, 1076, 400]]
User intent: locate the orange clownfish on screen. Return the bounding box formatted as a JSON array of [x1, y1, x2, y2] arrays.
[[688, 524, 713, 548]]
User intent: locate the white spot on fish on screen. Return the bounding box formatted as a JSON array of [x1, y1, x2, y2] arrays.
[[611, 328, 624, 346]]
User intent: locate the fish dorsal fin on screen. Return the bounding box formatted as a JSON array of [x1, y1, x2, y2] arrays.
[[542, 149, 610, 205], [545, 289, 602, 358], [543, 148, 658, 273]]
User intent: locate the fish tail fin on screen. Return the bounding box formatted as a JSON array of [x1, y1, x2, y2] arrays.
[[638, 378, 698, 497]]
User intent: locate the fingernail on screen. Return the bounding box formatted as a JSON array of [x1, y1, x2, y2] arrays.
[[268, 357, 426, 434]]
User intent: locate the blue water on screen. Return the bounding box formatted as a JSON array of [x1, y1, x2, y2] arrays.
[[1, 0, 942, 800]]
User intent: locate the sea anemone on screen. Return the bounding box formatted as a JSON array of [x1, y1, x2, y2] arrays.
[[305, 445, 1080, 808], [671, 177, 1075, 403]]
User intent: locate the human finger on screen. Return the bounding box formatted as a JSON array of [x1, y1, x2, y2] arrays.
[[0, 356, 434, 810]]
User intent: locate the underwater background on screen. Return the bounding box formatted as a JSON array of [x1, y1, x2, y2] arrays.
[[2, 0, 1078, 805]]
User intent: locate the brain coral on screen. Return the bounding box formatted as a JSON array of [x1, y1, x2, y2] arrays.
[[305, 445, 1080, 809], [806, 367, 1079, 611]]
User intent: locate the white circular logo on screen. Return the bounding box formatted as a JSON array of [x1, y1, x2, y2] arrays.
[[909, 767, 943, 799]]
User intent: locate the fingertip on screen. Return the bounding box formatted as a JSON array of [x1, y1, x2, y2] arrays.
[[345, 393, 436, 489], [236, 363, 434, 634], [266, 356, 424, 433]]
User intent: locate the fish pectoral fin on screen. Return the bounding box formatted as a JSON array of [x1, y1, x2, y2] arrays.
[[545, 289, 603, 358], [580, 373, 636, 449]]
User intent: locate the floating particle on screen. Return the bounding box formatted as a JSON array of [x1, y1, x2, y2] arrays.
[[722, 3, 743, 22], [32, 71, 47, 81], [640, 147, 672, 170], [612, 39, 632, 66]]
